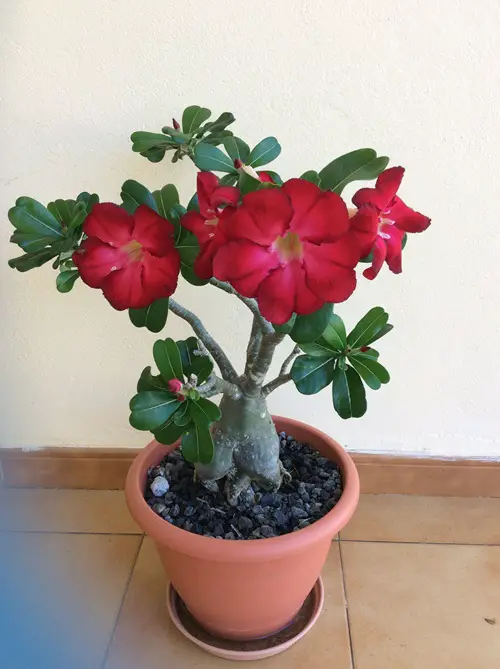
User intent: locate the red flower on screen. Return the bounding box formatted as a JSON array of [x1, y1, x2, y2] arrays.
[[213, 179, 360, 324], [181, 172, 239, 279], [351, 167, 431, 280], [73, 203, 180, 310]]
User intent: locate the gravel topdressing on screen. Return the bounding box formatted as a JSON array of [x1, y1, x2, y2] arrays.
[[144, 432, 343, 540]]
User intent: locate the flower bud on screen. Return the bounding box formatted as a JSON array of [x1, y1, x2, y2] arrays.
[[234, 158, 243, 169], [167, 378, 183, 393], [172, 118, 181, 131], [360, 346, 371, 352]]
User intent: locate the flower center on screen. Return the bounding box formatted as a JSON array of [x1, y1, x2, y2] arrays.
[[204, 216, 219, 239], [378, 211, 395, 240], [273, 231, 303, 263], [122, 239, 144, 262]]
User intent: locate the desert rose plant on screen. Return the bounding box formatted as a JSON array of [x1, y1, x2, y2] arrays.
[[7, 105, 430, 504]]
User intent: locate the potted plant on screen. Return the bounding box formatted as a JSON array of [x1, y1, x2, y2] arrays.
[[7, 105, 430, 658]]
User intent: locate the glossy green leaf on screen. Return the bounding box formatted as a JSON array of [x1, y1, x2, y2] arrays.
[[218, 173, 239, 186], [56, 270, 79, 293], [129, 391, 181, 430], [291, 355, 336, 395], [176, 337, 199, 372], [8, 247, 60, 272], [354, 348, 379, 360], [153, 185, 179, 219], [130, 131, 172, 153], [347, 307, 389, 348], [364, 323, 393, 346], [137, 366, 170, 392], [193, 143, 236, 173], [189, 356, 214, 384], [153, 338, 183, 381], [10, 232, 54, 253], [332, 365, 367, 419], [180, 264, 209, 286], [197, 112, 235, 136], [319, 149, 389, 194], [140, 147, 166, 163], [76, 192, 99, 213], [120, 180, 157, 214], [9, 197, 63, 240], [238, 170, 262, 195], [299, 340, 339, 357], [129, 298, 169, 333], [300, 170, 321, 185], [182, 105, 211, 133], [181, 422, 214, 464], [192, 398, 221, 423], [273, 313, 296, 335], [248, 137, 281, 168], [173, 402, 191, 427], [47, 199, 76, 227], [223, 136, 250, 163], [176, 228, 199, 266], [201, 130, 234, 145], [322, 314, 347, 351], [154, 417, 185, 445], [187, 193, 199, 211], [349, 355, 390, 390], [261, 170, 283, 185], [289, 304, 333, 343]]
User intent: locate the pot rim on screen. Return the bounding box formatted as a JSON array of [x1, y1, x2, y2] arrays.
[[125, 415, 360, 563]]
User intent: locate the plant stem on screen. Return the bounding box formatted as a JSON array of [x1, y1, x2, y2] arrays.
[[168, 298, 239, 384], [197, 375, 242, 400], [279, 345, 301, 375], [244, 332, 286, 395]]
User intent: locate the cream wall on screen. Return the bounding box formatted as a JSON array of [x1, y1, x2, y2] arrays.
[[1, 0, 499, 457]]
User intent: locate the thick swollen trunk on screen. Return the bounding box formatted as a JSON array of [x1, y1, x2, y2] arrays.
[[195, 393, 284, 504]]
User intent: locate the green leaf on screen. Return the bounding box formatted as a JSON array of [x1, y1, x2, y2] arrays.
[[129, 298, 169, 333], [181, 264, 209, 286], [273, 313, 296, 335], [189, 356, 214, 384], [197, 112, 235, 136], [129, 391, 181, 430], [187, 193, 199, 211], [120, 180, 157, 214], [289, 304, 333, 343], [130, 131, 172, 153], [218, 173, 239, 186], [176, 337, 199, 372], [8, 247, 60, 272], [291, 355, 336, 395], [47, 199, 76, 227], [261, 170, 283, 185], [76, 192, 99, 213], [191, 398, 221, 423], [193, 143, 236, 173], [137, 366, 170, 392], [322, 314, 347, 351], [354, 347, 379, 360], [182, 105, 212, 133], [153, 185, 179, 219], [9, 197, 63, 240], [364, 323, 393, 346], [10, 232, 54, 253], [173, 402, 191, 427], [248, 137, 281, 168], [201, 130, 234, 145], [181, 422, 214, 464], [140, 147, 166, 163], [67, 202, 88, 232], [153, 338, 184, 381], [347, 307, 389, 348], [56, 270, 79, 293], [238, 170, 262, 195], [223, 136, 250, 163], [300, 170, 321, 186], [176, 228, 199, 266], [154, 417, 185, 445], [319, 149, 389, 194], [332, 365, 367, 419], [349, 355, 390, 390]]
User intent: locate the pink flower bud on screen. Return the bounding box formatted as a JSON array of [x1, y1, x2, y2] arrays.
[[167, 378, 183, 393], [360, 346, 371, 353], [234, 158, 243, 169], [172, 118, 181, 131]]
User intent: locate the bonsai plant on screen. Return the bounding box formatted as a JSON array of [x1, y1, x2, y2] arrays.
[[7, 104, 430, 654]]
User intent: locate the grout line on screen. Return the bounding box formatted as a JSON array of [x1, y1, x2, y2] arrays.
[[0, 529, 144, 536], [339, 538, 500, 547], [338, 541, 356, 669], [101, 533, 144, 669]]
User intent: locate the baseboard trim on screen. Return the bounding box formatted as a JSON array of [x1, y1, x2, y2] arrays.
[[1, 447, 499, 497]]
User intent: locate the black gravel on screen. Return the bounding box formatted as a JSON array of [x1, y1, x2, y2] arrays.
[[144, 432, 343, 540]]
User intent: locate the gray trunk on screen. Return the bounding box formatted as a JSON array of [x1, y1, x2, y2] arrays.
[[195, 392, 286, 504]]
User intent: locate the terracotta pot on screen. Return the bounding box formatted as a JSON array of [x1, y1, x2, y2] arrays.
[[125, 415, 360, 641]]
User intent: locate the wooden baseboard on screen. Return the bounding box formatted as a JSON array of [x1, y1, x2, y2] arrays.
[[1, 447, 499, 497]]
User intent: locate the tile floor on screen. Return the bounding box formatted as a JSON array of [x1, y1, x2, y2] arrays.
[[1, 489, 499, 668]]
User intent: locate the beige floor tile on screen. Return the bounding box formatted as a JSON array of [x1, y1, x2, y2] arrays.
[[0, 532, 142, 669], [341, 494, 500, 544], [0, 488, 142, 533], [105, 538, 352, 669], [342, 541, 500, 669]]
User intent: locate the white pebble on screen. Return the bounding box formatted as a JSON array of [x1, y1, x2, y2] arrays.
[[150, 475, 169, 497]]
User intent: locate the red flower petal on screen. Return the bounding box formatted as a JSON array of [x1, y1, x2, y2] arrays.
[[390, 197, 431, 233], [141, 248, 180, 297], [73, 238, 127, 288], [100, 262, 146, 310], [182, 210, 213, 246], [213, 240, 278, 297], [257, 171, 274, 183], [210, 186, 239, 210], [283, 179, 350, 243], [197, 172, 219, 217], [83, 203, 133, 247], [132, 205, 175, 255], [348, 208, 379, 258], [376, 167, 405, 203], [302, 240, 357, 303], [224, 189, 292, 245], [194, 239, 223, 280], [256, 263, 323, 324], [383, 225, 405, 274], [363, 237, 387, 280]]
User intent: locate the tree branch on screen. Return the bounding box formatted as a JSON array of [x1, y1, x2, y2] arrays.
[[244, 332, 286, 395], [279, 345, 301, 376], [262, 373, 292, 397], [168, 298, 239, 384], [209, 279, 274, 335], [197, 374, 242, 400], [245, 316, 262, 375]]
